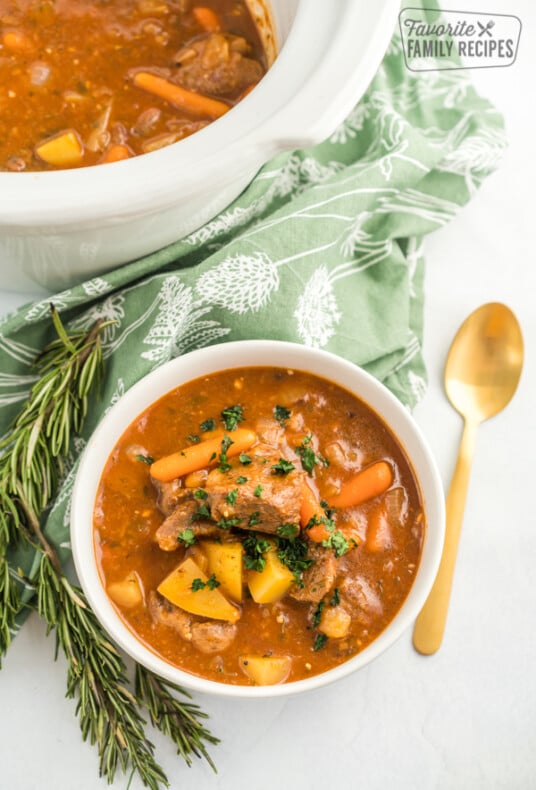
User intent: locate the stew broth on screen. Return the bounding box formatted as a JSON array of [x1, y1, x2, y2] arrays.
[[94, 367, 425, 686]]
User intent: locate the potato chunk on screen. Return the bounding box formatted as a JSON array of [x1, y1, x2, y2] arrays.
[[247, 547, 294, 604], [157, 557, 240, 623], [319, 606, 351, 639], [239, 655, 292, 685], [185, 544, 209, 574], [203, 541, 244, 601], [35, 130, 84, 166], [107, 572, 143, 609]]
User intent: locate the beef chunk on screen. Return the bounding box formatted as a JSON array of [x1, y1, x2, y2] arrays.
[[148, 591, 193, 641], [152, 477, 185, 516], [155, 495, 219, 551], [205, 454, 304, 535], [290, 544, 338, 604], [153, 446, 304, 547], [254, 416, 284, 447], [338, 575, 383, 626], [173, 33, 263, 97], [149, 592, 237, 653], [190, 620, 237, 654]]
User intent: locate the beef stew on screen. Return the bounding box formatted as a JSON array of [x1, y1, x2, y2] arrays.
[[94, 367, 425, 686]]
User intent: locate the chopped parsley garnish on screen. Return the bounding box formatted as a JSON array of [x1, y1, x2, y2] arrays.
[[253, 484, 263, 497], [305, 513, 326, 532], [320, 499, 336, 519], [248, 511, 261, 527], [200, 418, 216, 432], [217, 516, 242, 530], [312, 600, 325, 628], [239, 453, 252, 465], [276, 534, 314, 585], [329, 588, 340, 607], [295, 434, 329, 475], [242, 534, 271, 572], [193, 488, 208, 500], [306, 513, 351, 558], [296, 444, 317, 475], [236, 476, 248, 484], [187, 434, 201, 444], [225, 489, 239, 506], [177, 528, 196, 547], [135, 454, 154, 465], [190, 503, 211, 522], [276, 523, 299, 540], [322, 530, 351, 558], [206, 573, 220, 590], [221, 435, 233, 453], [218, 435, 234, 472], [191, 574, 220, 592], [221, 404, 244, 432], [313, 633, 328, 651], [273, 405, 291, 425], [271, 458, 295, 476]]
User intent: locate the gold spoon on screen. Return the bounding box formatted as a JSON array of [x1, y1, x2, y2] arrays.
[[413, 302, 524, 655]]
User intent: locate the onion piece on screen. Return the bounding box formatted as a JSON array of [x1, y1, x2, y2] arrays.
[[383, 486, 408, 527], [63, 90, 88, 104], [140, 132, 180, 153], [86, 101, 113, 152], [5, 155, 27, 172], [135, 106, 162, 134], [28, 60, 50, 86]]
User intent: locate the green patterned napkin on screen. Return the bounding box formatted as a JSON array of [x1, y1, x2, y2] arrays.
[[1, 6, 505, 618]]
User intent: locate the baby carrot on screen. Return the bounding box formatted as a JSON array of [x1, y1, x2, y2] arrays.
[[193, 6, 221, 31], [300, 482, 331, 542], [307, 522, 332, 543], [2, 30, 34, 53], [328, 461, 393, 510], [132, 72, 230, 119], [150, 428, 256, 482], [100, 144, 131, 164]]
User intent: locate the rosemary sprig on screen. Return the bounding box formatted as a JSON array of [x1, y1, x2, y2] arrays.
[[135, 665, 219, 772], [0, 305, 218, 786], [38, 555, 168, 789]]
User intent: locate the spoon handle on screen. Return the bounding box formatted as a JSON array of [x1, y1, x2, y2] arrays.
[[413, 417, 478, 654]]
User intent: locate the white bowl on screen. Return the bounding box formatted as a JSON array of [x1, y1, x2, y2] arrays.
[[0, 0, 399, 293], [71, 340, 445, 698]]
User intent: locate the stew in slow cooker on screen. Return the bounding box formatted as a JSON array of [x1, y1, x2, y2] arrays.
[[0, 0, 266, 171], [94, 367, 425, 686]]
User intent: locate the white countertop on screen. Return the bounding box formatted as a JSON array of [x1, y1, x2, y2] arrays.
[[1, 3, 535, 787]]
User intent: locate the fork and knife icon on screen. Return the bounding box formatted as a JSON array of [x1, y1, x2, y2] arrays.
[[477, 20, 495, 36]]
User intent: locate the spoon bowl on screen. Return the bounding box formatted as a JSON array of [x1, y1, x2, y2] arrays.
[[413, 302, 523, 655], [445, 302, 524, 422]]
